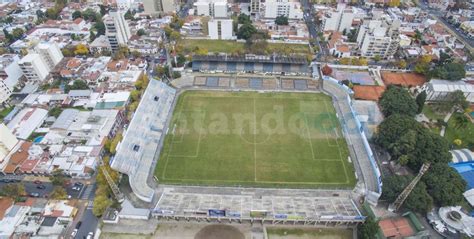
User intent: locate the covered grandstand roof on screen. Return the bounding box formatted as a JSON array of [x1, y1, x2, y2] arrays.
[[451, 149, 474, 164], [192, 54, 308, 64], [111, 79, 176, 202]]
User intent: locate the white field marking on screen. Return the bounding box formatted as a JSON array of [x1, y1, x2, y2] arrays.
[[162, 108, 205, 179], [168, 112, 205, 157], [302, 113, 317, 160], [253, 97, 257, 181], [320, 99, 350, 183]]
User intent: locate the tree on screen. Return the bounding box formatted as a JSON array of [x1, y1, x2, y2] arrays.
[[373, 55, 382, 62], [45, 7, 60, 20], [11, 28, 24, 40], [50, 169, 66, 186], [169, 31, 181, 41], [414, 55, 432, 75], [1, 183, 26, 201], [321, 65, 333, 76], [339, 58, 351, 65], [357, 215, 379, 239], [65, 80, 88, 93], [109, 133, 122, 155], [388, 0, 401, 7], [237, 13, 251, 24], [275, 15, 289, 25], [137, 29, 146, 36], [74, 44, 89, 55], [49, 107, 63, 118], [92, 193, 111, 216], [124, 10, 133, 20], [89, 30, 96, 42], [453, 113, 470, 129], [61, 48, 74, 57], [397, 60, 407, 69], [414, 29, 422, 43], [72, 10, 82, 20], [82, 8, 100, 22], [50, 187, 67, 199], [429, 62, 466, 81], [94, 22, 106, 36], [237, 23, 257, 40], [375, 114, 418, 149], [423, 163, 467, 206], [416, 91, 427, 114], [130, 90, 140, 102], [448, 90, 469, 112], [381, 175, 433, 213], [379, 85, 418, 117]]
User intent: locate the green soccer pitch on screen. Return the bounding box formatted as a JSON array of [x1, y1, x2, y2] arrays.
[[155, 91, 356, 188]]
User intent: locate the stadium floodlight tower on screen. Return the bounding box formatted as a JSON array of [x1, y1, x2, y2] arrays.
[[388, 162, 430, 212]]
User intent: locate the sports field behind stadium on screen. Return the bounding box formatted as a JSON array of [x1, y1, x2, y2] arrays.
[[155, 91, 356, 188]]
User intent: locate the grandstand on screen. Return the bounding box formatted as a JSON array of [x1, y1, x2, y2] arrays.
[[153, 192, 364, 224], [111, 80, 176, 202], [192, 54, 309, 75]]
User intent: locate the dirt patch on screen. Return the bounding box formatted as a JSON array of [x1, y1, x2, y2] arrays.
[[195, 225, 245, 239]]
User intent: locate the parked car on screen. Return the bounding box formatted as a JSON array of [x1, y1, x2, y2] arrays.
[[29, 192, 40, 197], [75, 221, 82, 229], [33, 180, 42, 184], [74, 182, 84, 187], [86, 232, 94, 239], [71, 229, 78, 238], [36, 185, 46, 189]]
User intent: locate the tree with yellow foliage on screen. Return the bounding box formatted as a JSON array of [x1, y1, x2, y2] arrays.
[[388, 0, 400, 7], [74, 44, 89, 55]]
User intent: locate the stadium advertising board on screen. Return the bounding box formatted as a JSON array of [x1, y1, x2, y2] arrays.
[[208, 209, 226, 217], [250, 210, 268, 218], [274, 214, 288, 219], [227, 211, 241, 218]]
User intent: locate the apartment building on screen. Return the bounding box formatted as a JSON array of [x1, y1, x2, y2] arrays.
[[0, 124, 18, 162], [104, 10, 131, 52], [194, 0, 228, 18], [251, 0, 260, 14], [0, 54, 23, 104], [321, 4, 357, 33], [34, 42, 64, 71], [208, 19, 234, 40], [143, 0, 176, 15], [263, 0, 303, 19], [18, 54, 50, 82], [357, 19, 401, 58]]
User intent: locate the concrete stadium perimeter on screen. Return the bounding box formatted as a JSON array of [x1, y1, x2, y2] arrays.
[[116, 72, 380, 225]]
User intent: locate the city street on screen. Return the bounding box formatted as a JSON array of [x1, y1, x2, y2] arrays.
[[74, 183, 98, 239]]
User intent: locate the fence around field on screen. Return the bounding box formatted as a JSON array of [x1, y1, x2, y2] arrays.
[[322, 76, 382, 205]]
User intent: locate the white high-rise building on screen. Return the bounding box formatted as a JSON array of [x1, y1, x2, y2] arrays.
[[143, 0, 176, 15], [0, 54, 23, 104], [357, 19, 400, 58], [0, 123, 18, 162], [34, 42, 64, 71], [208, 19, 234, 40], [251, 0, 260, 14], [321, 4, 356, 33], [18, 53, 49, 82], [105, 10, 131, 52], [194, 0, 228, 18], [263, 0, 303, 19]]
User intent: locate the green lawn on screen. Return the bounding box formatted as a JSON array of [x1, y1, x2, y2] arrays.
[[155, 91, 355, 188], [267, 227, 353, 239], [181, 39, 311, 55], [445, 112, 474, 149], [0, 106, 14, 121], [422, 104, 447, 122]]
